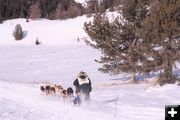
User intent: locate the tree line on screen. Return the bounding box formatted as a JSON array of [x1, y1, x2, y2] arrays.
[[0, 0, 122, 22], [84, 0, 180, 85], [0, 0, 83, 21]]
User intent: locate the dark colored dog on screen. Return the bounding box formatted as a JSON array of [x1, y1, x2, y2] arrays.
[[40, 86, 45, 92], [45, 85, 51, 95], [40, 86, 45, 95], [67, 87, 74, 97]]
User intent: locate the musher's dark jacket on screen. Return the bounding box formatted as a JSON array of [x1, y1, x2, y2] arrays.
[[73, 74, 92, 93]]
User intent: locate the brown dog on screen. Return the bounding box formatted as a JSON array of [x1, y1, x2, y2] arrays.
[[54, 84, 63, 93], [50, 87, 56, 94], [62, 89, 67, 101]]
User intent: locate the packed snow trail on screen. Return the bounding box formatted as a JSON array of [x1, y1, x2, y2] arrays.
[[1, 80, 180, 120], [0, 81, 114, 120]]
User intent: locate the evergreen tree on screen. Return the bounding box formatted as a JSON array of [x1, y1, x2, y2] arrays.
[[0, 0, 84, 20], [100, 0, 115, 11], [39, 0, 61, 18], [86, 0, 99, 14], [139, 0, 180, 85], [84, 0, 149, 82], [29, 1, 41, 19], [13, 24, 23, 40], [0, 18, 3, 23], [55, 0, 84, 19], [0, 0, 33, 21]]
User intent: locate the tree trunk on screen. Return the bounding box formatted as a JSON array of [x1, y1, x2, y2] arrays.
[[163, 59, 174, 83], [163, 36, 175, 84], [131, 71, 136, 83], [164, 61, 172, 76], [159, 64, 175, 86], [131, 60, 137, 83], [160, 38, 175, 85]]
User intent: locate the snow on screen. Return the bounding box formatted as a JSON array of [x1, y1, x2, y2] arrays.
[[75, 0, 86, 4], [0, 15, 180, 120], [1, 80, 179, 120]]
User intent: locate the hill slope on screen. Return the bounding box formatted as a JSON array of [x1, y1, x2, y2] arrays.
[[0, 15, 180, 120]]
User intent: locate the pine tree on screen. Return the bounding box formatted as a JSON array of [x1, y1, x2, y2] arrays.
[[13, 24, 23, 40], [86, 0, 99, 14], [29, 1, 41, 19], [0, 18, 3, 23], [39, 0, 62, 19], [0, 0, 33, 21], [139, 0, 180, 85], [84, 0, 149, 82], [55, 0, 83, 19], [100, 0, 115, 11]]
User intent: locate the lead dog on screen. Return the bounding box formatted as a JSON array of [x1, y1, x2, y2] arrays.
[[40, 86, 45, 95]]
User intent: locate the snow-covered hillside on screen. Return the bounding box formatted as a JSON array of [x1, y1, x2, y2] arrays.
[[0, 16, 91, 45], [0, 15, 180, 120]]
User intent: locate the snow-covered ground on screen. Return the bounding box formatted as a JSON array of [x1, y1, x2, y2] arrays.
[[0, 15, 180, 120], [1, 80, 179, 120], [0, 16, 91, 45]]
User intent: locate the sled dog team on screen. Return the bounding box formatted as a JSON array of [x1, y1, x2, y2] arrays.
[[40, 84, 74, 99], [40, 71, 92, 105]]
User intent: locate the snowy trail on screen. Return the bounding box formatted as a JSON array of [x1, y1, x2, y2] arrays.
[[1, 80, 179, 120], [0, 81, 114, 120]]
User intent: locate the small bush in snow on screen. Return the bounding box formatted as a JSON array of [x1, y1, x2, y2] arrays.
[[35, 38, 41, 45], [13, 24, 23, 40]]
